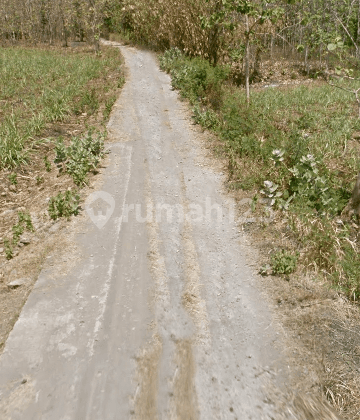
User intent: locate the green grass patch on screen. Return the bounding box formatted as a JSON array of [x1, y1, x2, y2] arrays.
[[0, 46, 123, 169]]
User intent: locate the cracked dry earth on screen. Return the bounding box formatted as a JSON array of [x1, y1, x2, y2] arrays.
[[0, 42, 300, 419]]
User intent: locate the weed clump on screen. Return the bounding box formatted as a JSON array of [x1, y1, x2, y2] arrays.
[[8, 173, 17, 185], [54, 130, 105, 186], [48, 190, 80, 220], [73, 88, 99, 116], [44, 156, 52, 172], [271, 250, 298, 275], [3, 211, 34, 260], [103, 95, 117, 121]]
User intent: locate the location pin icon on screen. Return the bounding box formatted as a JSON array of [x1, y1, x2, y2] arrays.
[[85, 191, 115, 229]]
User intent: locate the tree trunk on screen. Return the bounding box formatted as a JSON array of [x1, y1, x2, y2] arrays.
[[304, 45, 309, 74], [245, 14, 250, 105], [62, 17, 68, 47], [358, 0, 360, 58], [94, 38, 100, 53], [208, 0, 221, 66], [93, 27, 100, 53]]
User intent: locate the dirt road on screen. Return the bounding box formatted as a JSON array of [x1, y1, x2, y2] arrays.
[[0, 42, 288, 419]]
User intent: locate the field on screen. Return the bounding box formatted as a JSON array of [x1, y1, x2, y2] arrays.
[[0, 45, 123, 168]]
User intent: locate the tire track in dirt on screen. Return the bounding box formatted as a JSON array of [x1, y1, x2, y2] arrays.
[[132, 332, 162, 420], [180, 173, 210, 347], [133, 173, 201, 419], [170, 339, 198, 420], [131, 177, 168, 419]]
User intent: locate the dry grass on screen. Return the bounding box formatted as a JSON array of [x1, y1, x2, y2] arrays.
[[224, 185, 360, 418], [250, 218, 360, 419]]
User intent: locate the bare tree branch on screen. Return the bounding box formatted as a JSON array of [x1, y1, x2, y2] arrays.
[[334, 14, 359, 54]]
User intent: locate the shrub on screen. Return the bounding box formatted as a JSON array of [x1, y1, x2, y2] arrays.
[[159, 47, 183, 72], [159, 51, 230, 109], [287, 154, 350, 215], [192, 105, 219, 129]]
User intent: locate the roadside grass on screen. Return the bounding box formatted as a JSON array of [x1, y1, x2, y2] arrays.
[[0, 45, 122, 168], [0, 44, 124, 261], [159, 48, 360, 300], [159, 48, 360, 418]]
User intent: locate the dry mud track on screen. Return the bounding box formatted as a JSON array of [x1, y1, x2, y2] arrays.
[[0, 42, 291, 419]]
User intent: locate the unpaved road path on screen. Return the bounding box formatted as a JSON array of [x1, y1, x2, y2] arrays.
[[0, 43, 288, 419]]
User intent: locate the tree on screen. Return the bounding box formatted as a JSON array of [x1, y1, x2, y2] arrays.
[[201, 0, 284, 102]]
